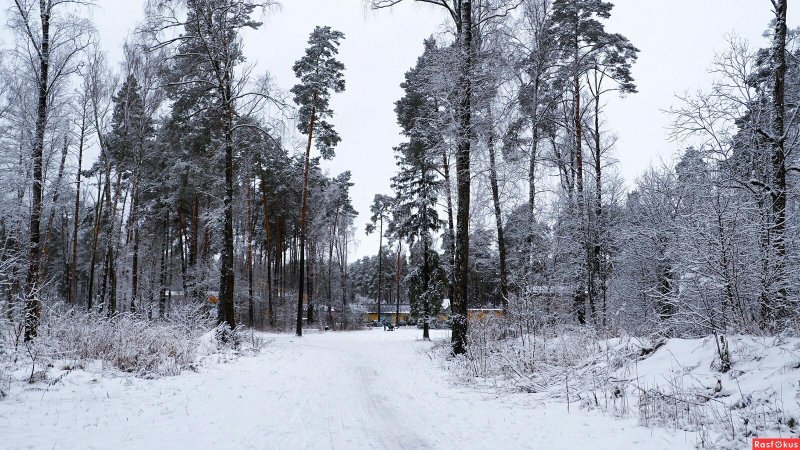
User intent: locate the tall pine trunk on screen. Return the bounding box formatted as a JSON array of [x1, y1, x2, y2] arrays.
[[87, 175, 106, 311], [327, 206, 339, 327], [395, 241, 402, 326], [130, 176, 140, 313], [24, 4, 51, 341], [262, 177, 274, 327], [422, 237, 430, 340], [297, 103, 317, 336], [69, 110, 87, 305], [218, 79, 236, 331], [591, 75, 605, 326], [573, 22, 587, 326], [247, 175, 255, 328], [42, 137, 69, 280], [307, 242, 315, 324], [451, 0, 473, 355], [159, 209, 169, 318], [527, 111, 539, 301], [441, 146, 456, 303], [768, 0, 788, 323], [129, 134, 147, 313], [487, 120, 508, 310], [377, 217, 383, 321]]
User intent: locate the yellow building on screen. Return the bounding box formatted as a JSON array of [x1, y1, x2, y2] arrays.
[[363, 304, 412, 323], [467, 308, 505, 321]]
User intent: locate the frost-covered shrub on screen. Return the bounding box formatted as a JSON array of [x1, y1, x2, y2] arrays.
[[0, 302, 215, 381], [439, 318, 800, 448], [441, 316, 622, 401]]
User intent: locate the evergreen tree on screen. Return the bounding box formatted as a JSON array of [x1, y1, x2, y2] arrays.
[[550, 0, 638, 325], [291, 26, 346, 336], [365, 194, 393, 322], [390, 140, 442, 339], [150, 0, 269, 332], [107, 74, 154, 313]]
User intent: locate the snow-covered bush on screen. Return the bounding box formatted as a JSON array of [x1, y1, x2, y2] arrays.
[[437, 317, 800, 448], [0, 302, 215, 383], [442, 316, 618, 397]]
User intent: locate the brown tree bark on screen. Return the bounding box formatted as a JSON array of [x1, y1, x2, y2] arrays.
[[130, 178, 140, 313], [307, 241, 315, 324], [441, 146, 456, 303], [23, 1, 51, 341], [297, 102, 317, 336], [395, 241, 402, 326], [572, 20, 587, 326], [87, 174, 106, 311], [327, 206, 339, 327], [42, 137, 69, 279], [487, 122, 508, 311], [158, 209, 169, 318], [451, 0, 473, 355], [247, 175, 255, 327], [592, 80, 603, 326], [377, 216, 383, 321], [261, 177, 274, 327], [768, 0, 788, 323], [217, 80, 236, 331]]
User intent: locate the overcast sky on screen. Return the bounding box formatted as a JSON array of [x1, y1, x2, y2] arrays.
[[90, 0, 798, 259]]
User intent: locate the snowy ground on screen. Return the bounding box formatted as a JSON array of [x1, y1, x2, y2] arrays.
[[0, 328, 698, 449]]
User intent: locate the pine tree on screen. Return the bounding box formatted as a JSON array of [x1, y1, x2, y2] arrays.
[[390, 140, 442, 339], [107, 74, 154, 314], [291, 26, 346, 336], [550, 0, 638, 325], [148, 0, 270, 332], [365, 194, 393, 323]]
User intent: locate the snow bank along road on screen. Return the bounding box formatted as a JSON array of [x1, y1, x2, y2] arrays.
[[1, 328, 697, 449]]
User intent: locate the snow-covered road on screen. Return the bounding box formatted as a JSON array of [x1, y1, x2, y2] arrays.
[[1, 328, 697, 449]]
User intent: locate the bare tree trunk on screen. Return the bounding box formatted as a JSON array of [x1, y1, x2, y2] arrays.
[[98, 168, 113, 314], [338, 224, 350, 327], [441, 146, 456, 303], [177, 203, 187, 295], [487, 122, 508, 310], [591, 74, 602, 326], [104, 171, 123, 316], [262, 177, 274, 327], [2, 224, 15, 322], [451, 0, 473, 355], [768, 0, 788, 324], [189, 194, 200, 301], [281, 227, 288, 330], [42, 137, 69, 281], [23, 2, 51, 341], [377, 217, 383, 321], [395, 240, 402, 327], [218, 86, 236, 331], [159, 209, 169, 319], [573, 27, 587, 326], [243, 175, 253, 327], [297, 102, 317, 336], [307, 241, 315, 324], [422, 237, 431, 340], [327, 206, 339, 327], [87, 175, 105, 311], [130, 178, 140, 313], [527, 122, 539, 299]]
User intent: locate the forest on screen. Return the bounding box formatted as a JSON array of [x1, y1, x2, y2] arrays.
[[0, 0, 798, 448]]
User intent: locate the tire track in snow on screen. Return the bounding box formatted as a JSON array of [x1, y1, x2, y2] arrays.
[[351, 363, 432, 450]]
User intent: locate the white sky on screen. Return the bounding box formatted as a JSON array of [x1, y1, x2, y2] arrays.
[[87, 0, 799, 259]]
